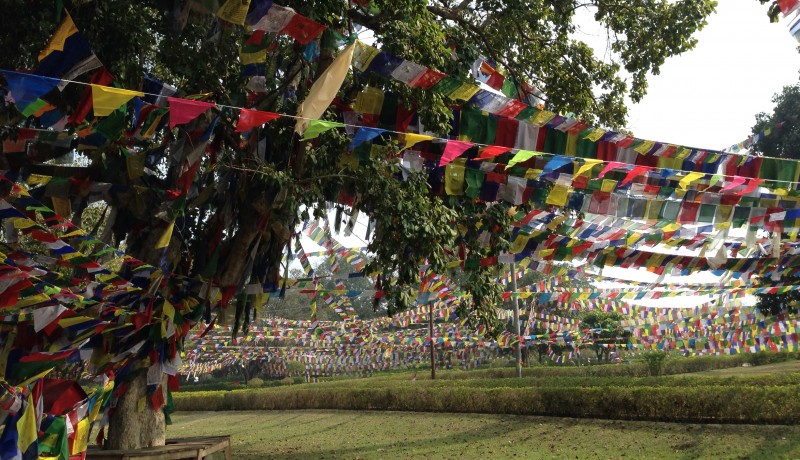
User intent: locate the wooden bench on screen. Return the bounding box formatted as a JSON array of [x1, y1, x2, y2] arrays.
[[86, 436, 232, 460]]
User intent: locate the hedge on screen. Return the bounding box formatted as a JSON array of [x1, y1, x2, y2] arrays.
[[174, 383, 800, 424]]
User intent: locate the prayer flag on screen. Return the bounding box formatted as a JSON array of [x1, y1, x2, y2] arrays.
[[16, 394, 37, 460], [280, 14, 326, 45], [91, 85, 143, 117], [167, 97, 215, 128], [217, 0, 252, 25], [506, 149, 539, 169], [235, 109, 280, 132], [477, 145, 511, 160], [678, 172, 705, 190], [1, 71, 60, 117], [156, 221, 175, 249], [401, 133, 433, 150], [439, 140, 474, 167], [295, 43, 355, 134], [36, 12, 102, 81], [301, 120, 345, 140], [349, 127, 385, 150]]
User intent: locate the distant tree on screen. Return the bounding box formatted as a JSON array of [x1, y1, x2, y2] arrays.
[[580, 311, 630, 362], [750, 82, 800, 317]]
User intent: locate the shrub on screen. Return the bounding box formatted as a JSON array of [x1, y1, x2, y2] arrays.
[[280, 377, 294, 386], [642, 351, 667, 376], [247, 378, 264, 387]]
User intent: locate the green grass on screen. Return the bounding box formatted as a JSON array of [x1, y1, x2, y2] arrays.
[[167, 410, 800, 459]]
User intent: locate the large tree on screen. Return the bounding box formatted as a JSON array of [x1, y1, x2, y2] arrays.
[[1, 0, 719, 451], [751, 81, 800, 317]]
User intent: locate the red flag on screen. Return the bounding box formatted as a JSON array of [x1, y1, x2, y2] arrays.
[[439, 140, 474, 167], [738, 178, 764, 196], [477, 145, 511, 160], [280, 15, 327, 45], [486, 72, 505, 91], [43, 379, 88, 415], [779, 0, 800, 15], [236, 109, 280, 132], [619, 165, 652, 186], [167, 97, 215, 128], [150, 385, 165, 411]]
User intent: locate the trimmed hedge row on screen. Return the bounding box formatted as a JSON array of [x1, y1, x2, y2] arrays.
[[174, 383, 800, 424], [439, 351, 800, 380]]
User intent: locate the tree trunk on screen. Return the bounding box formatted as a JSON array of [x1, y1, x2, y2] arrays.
[[106, 373, 166, 450]]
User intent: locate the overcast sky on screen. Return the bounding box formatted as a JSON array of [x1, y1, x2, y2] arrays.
[[618, 2, 800, 150]]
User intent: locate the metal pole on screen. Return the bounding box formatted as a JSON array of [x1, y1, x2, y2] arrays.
[[429, 301, 436, 380], [511, 260, 522, 378]]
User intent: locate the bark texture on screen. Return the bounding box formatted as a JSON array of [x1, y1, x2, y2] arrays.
[[106, 373, 166, 450]]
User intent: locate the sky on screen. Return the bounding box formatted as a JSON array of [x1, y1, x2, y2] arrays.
[[617, 2, 800, 150]]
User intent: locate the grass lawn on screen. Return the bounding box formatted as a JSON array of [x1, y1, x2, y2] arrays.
[[168, 410, 800, 459]]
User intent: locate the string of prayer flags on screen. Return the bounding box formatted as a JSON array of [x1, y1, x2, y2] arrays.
[[235, 108, 280, 132], [167, 97, 215, 128], [90, 85, 143, 117]]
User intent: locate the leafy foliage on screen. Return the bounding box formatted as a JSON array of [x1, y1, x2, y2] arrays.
[[751, 82, 800, 316], [580, 310, 630, 361]]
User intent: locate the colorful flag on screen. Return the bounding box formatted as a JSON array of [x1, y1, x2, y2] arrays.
[[36, 12, 102, 81]]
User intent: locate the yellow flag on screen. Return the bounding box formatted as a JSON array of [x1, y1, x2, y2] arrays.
[[163, 299, 175, 320], [444, 160, 466, 196], [575, 159, 601, 177], [600, 179, 617, 193], [217, 0, 252, 25], [155, 221, 175, 249], [546, 184, 570, 207], [678, 172, 705, 190], [38, 12, 79, 61], [72, 419, 90, 455], [402, 133, 433, 150], [91, 85, 143, 117], [17, 393, 38, 455], [296, 43, 356, 134]]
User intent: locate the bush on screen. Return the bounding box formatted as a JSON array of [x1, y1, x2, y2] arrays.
[[247, 378, 264, 387], [642, 351, 667, 376], [280, 377, 294, 386]]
